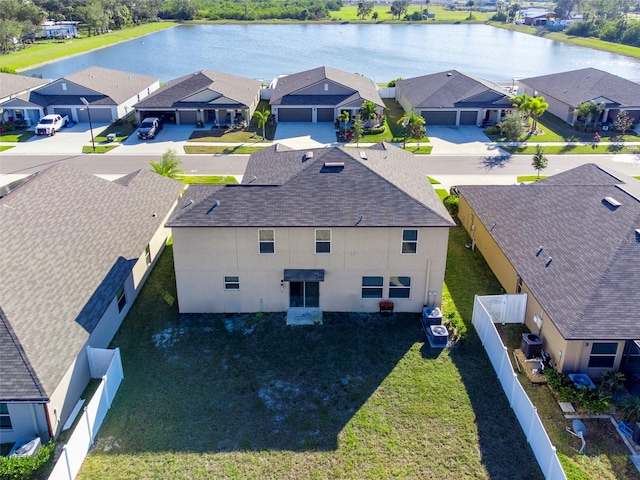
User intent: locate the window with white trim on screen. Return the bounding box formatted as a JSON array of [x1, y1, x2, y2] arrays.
[[0, 404, 12, 430], [401, 229, 418, 254], [389, 276, 411, 298], [315, 229, 331, 254], [259, 229, 275, 254], [144, 244, 152, 266], [224, 276, 240, 290], [588, 343, 618, 368], [116, 284, 127, 313], [361, 276, 383, 299]]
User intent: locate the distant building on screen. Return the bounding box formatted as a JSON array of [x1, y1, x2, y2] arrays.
[[41, 21, 79, 39]]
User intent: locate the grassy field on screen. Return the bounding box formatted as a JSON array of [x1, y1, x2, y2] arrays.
[[1, 22, 176, 72], [333, 5, 492, 23], [76, 226, 544, 480]]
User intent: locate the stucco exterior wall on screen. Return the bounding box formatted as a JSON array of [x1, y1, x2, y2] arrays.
[[0, 403, 49, 444], [172, 226, 450, 314], [519, 86, 572, 124]]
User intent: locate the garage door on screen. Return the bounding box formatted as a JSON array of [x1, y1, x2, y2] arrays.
[[278, 108, 312, 122], [460, 111, 478, 125], [421, 110, 457, 125], [179, 110, 197, 125], [76, 108, 113, 123], [317, 108, 334, 122]]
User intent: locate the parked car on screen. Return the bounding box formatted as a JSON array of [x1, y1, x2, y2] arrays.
[[35, 114, 69, 136], [137, 117, 162, 139]]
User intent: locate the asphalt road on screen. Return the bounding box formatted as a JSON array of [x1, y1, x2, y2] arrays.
[[1, 152, 638, 179]]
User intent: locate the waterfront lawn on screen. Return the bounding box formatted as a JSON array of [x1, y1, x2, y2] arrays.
[[77, 228, 543, 480], [335, 5, 492, 23], [3, 23, 176, 73]]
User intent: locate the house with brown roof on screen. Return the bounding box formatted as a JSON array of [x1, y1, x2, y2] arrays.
[[269, 66, 384, 123], [517, 68, 640, 128], [134, 69, 262, 127], [457, 164, 640, 379], [167, 143, 454, 322], [0, 165, 183, 443], [395, 70, 514, 126], [30, 66, 159, 124], [0, 72, 52, 127]]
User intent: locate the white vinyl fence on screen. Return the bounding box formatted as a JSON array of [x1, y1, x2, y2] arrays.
[[48, 347, 124, 480], [472, 295, 567, 480]]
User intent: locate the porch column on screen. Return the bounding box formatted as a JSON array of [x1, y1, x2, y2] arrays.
[[455, 110, 461, 126]]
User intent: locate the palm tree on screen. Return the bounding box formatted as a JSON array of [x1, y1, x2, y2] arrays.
[[576, 101, 605, 130], [149, 148, 183, 179], [397, 111, 426, 149], [526, 96, 548, 133], [338, 111, 350, 135], [254, 109, 270, 140]]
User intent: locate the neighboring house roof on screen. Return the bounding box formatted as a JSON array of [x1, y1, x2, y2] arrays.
[[0, 165, 183, 400], [0, 72, 51, 103], [270, 66, 384, 107], [168, 142, 454, 229], [134, 69, 262, 110], [396, 70, 513, 109], [459, 164, 640, 341], [518, 68, 640, 108], [31, 66, 158, 107]]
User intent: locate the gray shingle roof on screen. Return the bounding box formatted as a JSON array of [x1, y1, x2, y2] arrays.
[[0, 72, 51, 101], [168, 143, 454, 229], [459, 164, 640, 341], [396, 70, 513, 109], [518, 68, 640, 108], [0, 165, 183, 398], [134, 69, 261, 110], [270, 66, 384, 107]]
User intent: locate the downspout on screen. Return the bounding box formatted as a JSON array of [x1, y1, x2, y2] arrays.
[[423, 259, 432, 307], [44, 402, 54, 440]]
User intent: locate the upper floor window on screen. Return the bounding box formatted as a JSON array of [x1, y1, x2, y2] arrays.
[[116, 284, 127, 313], [0, 404, 11, 430], [259, 229, 275, 254], [402, 229, 418, 254], [315, 229, 331, 254], [389, 276, 411, 298]]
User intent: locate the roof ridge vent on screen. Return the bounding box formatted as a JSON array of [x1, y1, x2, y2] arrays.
[[323, 162, 344, 168], [603, 196, 621, 208]]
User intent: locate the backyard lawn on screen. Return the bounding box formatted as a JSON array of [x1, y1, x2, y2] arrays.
[[77, 228, 544, 479]]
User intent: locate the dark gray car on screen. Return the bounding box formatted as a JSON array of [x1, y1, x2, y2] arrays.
[[137, 117, 162, 139]]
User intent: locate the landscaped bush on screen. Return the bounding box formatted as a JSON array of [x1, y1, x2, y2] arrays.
[[364, 125, 385, 135], [0, 441, 55, 480], [386, 78, 402, 87], [545, 369, 612, 413], [617, 394, 640, 423], [491, 12, 507, 22], [444, 310, 467, 342], [443, 195, 459, 216], [485, 126, 500, 135]]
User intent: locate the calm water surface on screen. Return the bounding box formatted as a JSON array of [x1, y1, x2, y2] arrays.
[[24, 24, 640, 83]]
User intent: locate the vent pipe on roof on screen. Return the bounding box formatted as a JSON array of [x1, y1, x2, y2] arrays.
[[536, 246, 543, 256], [603, 196, 621, 208], [545, 257, 553, 267], [355, 215, 364, 226]]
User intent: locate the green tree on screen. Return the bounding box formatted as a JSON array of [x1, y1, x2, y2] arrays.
[[531, 144, 548, 179], [498, 110, 526, 142], [353, 114, 364, 147], [466, 0, 475, 18], [390, 0, 409, 19], [614, 110, 634, 135], [150, 148, 183, 179], [360, 100, 377, 121], [576, 100, 605, 129], [425, 0, 430, 15], [338, 110, 350, 135], [254, 109, 270, 140], [526, 96, 549, 133], [397, 111, 425, 148], [357, 1, 373, 19]]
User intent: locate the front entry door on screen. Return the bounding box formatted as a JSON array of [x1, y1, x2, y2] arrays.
[[289, 281, 319, 308]]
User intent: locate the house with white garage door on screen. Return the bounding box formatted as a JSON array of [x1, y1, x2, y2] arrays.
[[29, 66, 159, 124], [269, 66, 384, 123], [395, 70, 513, 127]]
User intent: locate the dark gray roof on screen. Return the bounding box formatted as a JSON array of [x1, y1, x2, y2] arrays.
[[396, 70, 513, 109], [134, 70, 261, 109], [459, 164, 640, 341], [270, 66, 384, 107], [0, 308, 47, 402], [0, 165, 183, 398], [518, 68, 640, 108], [0, 72, 51, 102], [168, 142, 454, 229]]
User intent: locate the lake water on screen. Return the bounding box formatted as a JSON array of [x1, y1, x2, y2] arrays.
[[23, 24, 640, 84]]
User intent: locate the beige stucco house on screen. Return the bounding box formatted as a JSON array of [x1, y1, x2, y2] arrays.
[[457, 164, 640, 379], [0, 165, 183, 443], [167, 143, 454, 319]]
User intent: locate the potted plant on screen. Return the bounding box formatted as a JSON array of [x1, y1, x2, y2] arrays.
[[379, 301, 394, 315]]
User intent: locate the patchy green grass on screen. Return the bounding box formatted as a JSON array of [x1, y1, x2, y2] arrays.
[[183, 145, 265, 154], [502, 144, 636, 155], [187, 129, 265, 143], [0, 130, 36, 142], [5, 23, 176, 73], [427, 177, 440, 184], [77, 228, 543, 480], [82, 145, 119, 153], [0, 145, 13, 152], [334, 5, 492, 23], [94, 119, 137, 143], [434, 188, 448, 200], [517, 175, 547, 183], [177, 175, 239, 184]]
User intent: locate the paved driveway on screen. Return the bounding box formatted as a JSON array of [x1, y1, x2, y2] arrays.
[[7, 123, 107, 155], [273, 122, 337, 149], [428, 125, 508, 156]]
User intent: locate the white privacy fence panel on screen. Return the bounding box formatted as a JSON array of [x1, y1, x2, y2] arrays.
[[49, 348, 123, 480], [476, 293, 527, 324], [472, 295, 566, 480]]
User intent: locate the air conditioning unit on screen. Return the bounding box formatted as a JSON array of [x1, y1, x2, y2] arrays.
[[427, 325, 449, 348]]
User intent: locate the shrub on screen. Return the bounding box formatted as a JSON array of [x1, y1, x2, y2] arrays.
[[485, 126, 500, 135], [491, 12, 507, 22], [387, 77, 402, 87], [600, 368, 626, 394], [364, 125, 385, 135], [0, 440, 55, 480], [443, 195, 459, 216], [444, 311, 467, 342], [617, 394, 640, 423]]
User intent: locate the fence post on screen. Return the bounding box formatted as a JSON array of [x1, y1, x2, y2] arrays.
[[528, 406, 537, 440], [63, 444, 73, 480], [84, 406, 93, 445], [102, 374, 110, 407]]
